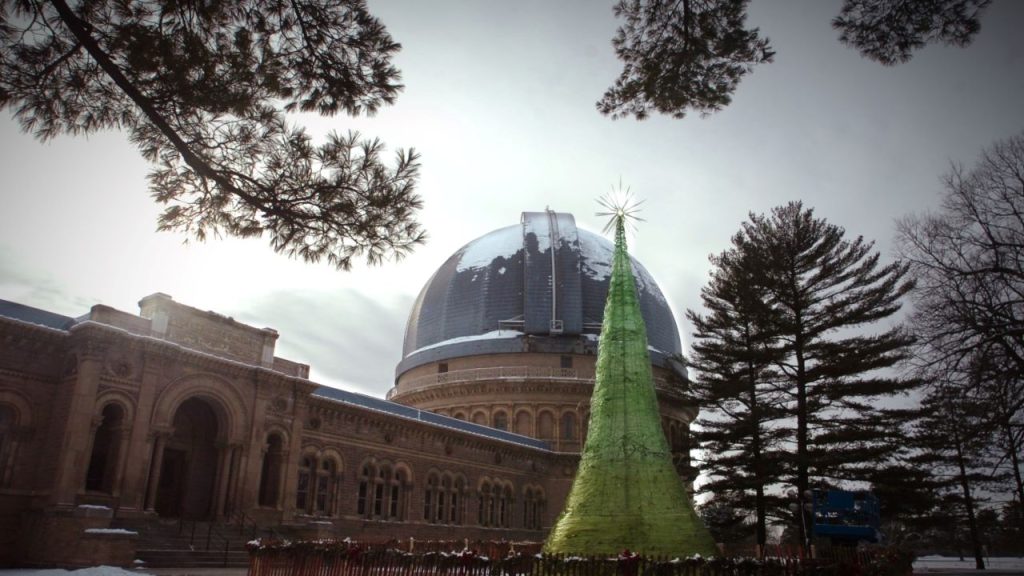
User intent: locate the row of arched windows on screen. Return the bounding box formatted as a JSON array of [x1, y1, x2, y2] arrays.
[[296, 455, 340, 516], [478, 478, 514, 528], [423, 471, 465, 524], [450, 408, 581, 441], [356, 461, 408, 521], [288, 453, 546, 529]]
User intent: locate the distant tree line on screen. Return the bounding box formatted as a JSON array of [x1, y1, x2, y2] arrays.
[[687, 132, 1024, 567]]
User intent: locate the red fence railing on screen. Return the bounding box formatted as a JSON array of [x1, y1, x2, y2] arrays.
[[248, 540, 914, 576]]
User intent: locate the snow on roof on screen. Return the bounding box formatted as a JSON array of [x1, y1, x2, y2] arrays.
[[455, 224, 522, 272], [577, 229, 668, 305], [407, 329, 523, 356]]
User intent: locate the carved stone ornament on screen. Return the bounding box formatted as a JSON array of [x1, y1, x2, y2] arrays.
[[105, 356, 134, 379], [269, 396, 288, 413], [308, 417, 322, 430]]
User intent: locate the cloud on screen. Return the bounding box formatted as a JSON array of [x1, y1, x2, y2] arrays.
[[0, 245, 95, 315], [234, 288, 414, 397]]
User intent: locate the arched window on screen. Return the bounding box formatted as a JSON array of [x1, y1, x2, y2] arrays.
[[0, 404, 18, 487], [478, 481, 491, 526], [537, 411, 555, 440], [514, 411, 532, 436], [296, 456, 314, 512], [493, 411, 508, 431], [453, 412, 466, 421], [472, 412, 487, 426], [451, 476, 464, 525], [258, 433, 285, 507], [498, 483, 512, 527], [523, 487, 532, 529], [561, 412, 576, 441], [373, 466, 389, 517], [86, 403, 126, 493], [389, 467, 406, 520], [315, 459, 337, 515], [424, 473, 437, 522], [357, 463, 372, 517], [523, 486, 544, 529], [438, 475, 450, 523]]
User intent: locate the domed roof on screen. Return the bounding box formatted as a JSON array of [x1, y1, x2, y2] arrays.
[[396, 211, 682, 376]]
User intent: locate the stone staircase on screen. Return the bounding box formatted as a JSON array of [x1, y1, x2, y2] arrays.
[[112, 516, 259, 568]]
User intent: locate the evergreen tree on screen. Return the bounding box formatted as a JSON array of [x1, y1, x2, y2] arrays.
[[601, 0, 992, 120], [1, 0, 422, 269], [690, 201, 918, 547], [688, 245, 789, 549], [914, 382, 1003, 569], [698, 493, 757, 546]]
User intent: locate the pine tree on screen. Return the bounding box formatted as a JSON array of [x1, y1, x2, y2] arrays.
[[690, 201, 918, 547], [1, 0, 422, 269], [914, 382, 1002, 569], [688, 245, 789, 549]]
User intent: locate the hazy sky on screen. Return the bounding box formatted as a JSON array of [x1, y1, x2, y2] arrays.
[[2, 1, 1023, 397]]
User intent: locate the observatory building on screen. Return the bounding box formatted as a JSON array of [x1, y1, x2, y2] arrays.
[[391, 210, 694, 454], [0, 210, 696, 567]]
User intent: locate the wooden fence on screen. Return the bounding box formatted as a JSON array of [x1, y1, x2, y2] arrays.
[[248, 540, 914, 576]]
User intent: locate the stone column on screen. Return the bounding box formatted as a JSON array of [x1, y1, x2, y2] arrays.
[[225, 444, 242, 516], [51, 349, 103, 507], [239, 376, 271, 513], [117, 353, 163, 514], [213, 443, 233, 518], [280, 390, 307, 521], [275, 448, 289, 511], [143, 431, 170, 511], [110, 424, 130, 496], [79, 415, 103, 488]]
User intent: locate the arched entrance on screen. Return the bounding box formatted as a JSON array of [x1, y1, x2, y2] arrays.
[[85, 403, 126, 493], [155, 397, 221, 519]]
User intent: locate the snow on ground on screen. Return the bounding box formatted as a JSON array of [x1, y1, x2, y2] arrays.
[[914, 556, 1024, 571], [0, 567, 146, 576]]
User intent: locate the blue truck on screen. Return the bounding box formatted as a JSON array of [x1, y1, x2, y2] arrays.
[[812, 489, 883, 544]]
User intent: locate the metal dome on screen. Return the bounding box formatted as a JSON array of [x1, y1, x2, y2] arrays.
[[395, 211, 682, 376]]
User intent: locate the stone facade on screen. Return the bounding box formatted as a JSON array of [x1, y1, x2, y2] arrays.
[[0, 291, 695, 567]]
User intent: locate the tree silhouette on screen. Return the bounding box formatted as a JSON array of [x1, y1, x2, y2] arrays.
[[1, 0, 423, 269], [601, 0, 993, 119], [690, 202, 918, 548], [897, 132, 1024, 510], [598, 0, 773, 120], [688, 243, 788, 549], [833, 0, 992, 65]]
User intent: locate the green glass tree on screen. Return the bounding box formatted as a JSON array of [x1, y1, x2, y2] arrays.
[[544, 203, 716, 557]]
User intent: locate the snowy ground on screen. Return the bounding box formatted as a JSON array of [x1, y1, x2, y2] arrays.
[[0, 568, 243, 576], [914, 555, 1024, 572], [0, 568, 143, 576], [3, 558, 1023, 576]]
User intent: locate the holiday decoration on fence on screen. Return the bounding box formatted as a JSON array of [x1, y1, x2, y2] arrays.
[[543, 193, 716, 557]]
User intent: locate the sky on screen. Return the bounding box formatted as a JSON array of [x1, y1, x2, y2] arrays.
[[2, 1, 1023, 398]]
